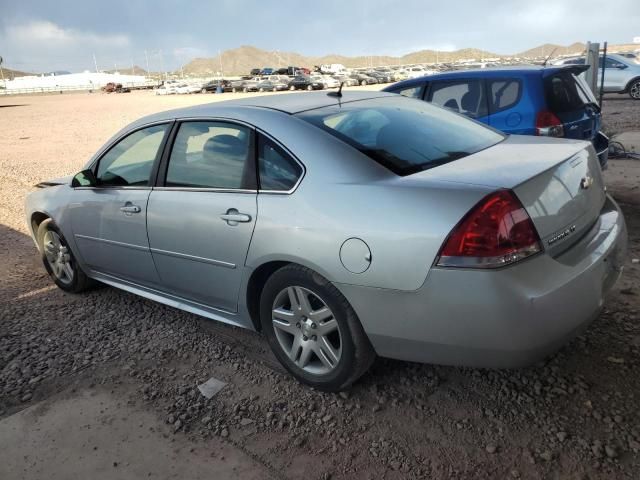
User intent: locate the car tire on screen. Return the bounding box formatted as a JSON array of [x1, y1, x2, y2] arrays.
[[306, 85, 313, 91], [259, 87, 265, 92], [290, 85, 295, 91], [243, 87, 248, 93], [232, 87, 237, 93], [260, 264, 375, 392], [360, 80, 367, 86], [37, 219, 94, 294], [201, 88, 207, 94], [630, 80, 640, 100], [272, 87, 277, 92]]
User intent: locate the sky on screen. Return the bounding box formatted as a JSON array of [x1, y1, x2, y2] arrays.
[[1, 0, 639, 73]]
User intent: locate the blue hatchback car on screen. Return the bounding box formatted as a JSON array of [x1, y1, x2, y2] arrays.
[[383, 66, 609, 168]]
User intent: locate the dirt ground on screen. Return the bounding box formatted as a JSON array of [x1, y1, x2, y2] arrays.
[[1, 90, 640, 480]]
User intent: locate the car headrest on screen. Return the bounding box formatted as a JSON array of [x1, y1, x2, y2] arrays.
[[203, 134, 247, 162]]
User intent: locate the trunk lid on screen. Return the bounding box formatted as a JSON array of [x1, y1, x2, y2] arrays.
[[415, 135, 606, 255]]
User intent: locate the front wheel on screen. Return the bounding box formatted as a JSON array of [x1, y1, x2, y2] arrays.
[[629, 80, 640, 100], [306, 85, 313, 91], [290, 85, 296, 91], [360, 80, 367, 86], [260, 265, 375, 392], [37, 219, 93, 293], [201, 88, 207, 94]]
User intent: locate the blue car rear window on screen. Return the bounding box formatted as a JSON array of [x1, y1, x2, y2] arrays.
[[297, 96, 504, 176]]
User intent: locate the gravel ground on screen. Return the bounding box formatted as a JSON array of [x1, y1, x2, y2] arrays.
[[1, 91, 640, 479]]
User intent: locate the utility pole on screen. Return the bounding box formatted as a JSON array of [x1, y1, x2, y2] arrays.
[[131, 59, 134, 75], [0, 56, 5, 86], [159, 50, 166, 79], [144, 50, 150, 75], [93, 53, 98, 73], [218, 50, 223, 78]]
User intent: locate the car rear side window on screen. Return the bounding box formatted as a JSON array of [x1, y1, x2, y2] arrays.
[[393, 84, 424, 99], [96, 124, 169, 187], [258, 134, 303, 191], [165, 121, 255, 189], [297, 96, 504, 176], [488, 79, 521, 113]]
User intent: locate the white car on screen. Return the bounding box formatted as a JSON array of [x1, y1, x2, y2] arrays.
[[320, 75, 340, 88], [175, 84, 202, 95], [155, 85, 177, 95]]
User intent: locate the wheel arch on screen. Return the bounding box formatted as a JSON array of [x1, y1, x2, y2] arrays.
[[624, 76, 640, 93], [30, 211, 51, 238], [245, 260, 291, 331]]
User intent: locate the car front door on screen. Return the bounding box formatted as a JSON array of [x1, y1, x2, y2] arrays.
[[146, 120, 258, 313], [600, 56, 630, 92], [426, 78, 489, 124], [70, 123, 171, 286]]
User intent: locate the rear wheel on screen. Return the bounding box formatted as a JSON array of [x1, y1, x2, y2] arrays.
[[201, 88, 207, 94], [306, 85, 313, 91], [260, 265, 375, 391], [272, 87, 277, 92], [630, 80, 640, 100], [290, 85, 295, 91], [231, 87, 237, 93], [37, 219, 93, 293], [360, 80, 367, 86], [259, 87, 265, 92], [243, 87, 248, 93]]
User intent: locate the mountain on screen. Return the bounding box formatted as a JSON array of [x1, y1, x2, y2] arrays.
[[1, 67, 34, 79], [181, 43, 593, 76], [516, 42, 586, 59]]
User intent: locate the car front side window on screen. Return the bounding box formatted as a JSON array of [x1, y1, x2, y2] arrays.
[[95, 124, 169, 187], [165, 121, 255, 190]]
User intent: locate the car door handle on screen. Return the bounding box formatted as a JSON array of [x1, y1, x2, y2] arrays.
[[220, 209, 252, 225], [120, 204, 141, 214]]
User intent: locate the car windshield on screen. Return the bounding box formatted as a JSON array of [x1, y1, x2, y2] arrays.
[[297, 96, 504, 176]]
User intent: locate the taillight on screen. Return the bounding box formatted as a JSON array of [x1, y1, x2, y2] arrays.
[[436, 190, 542, 269], [536, 110, 564, 137]]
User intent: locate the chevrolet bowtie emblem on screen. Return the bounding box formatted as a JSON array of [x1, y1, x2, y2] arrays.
[[580, 175, 594, 190]]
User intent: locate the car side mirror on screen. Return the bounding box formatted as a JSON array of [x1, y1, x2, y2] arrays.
[[614, 63, 627, 69], [71, 169, 97, 188]]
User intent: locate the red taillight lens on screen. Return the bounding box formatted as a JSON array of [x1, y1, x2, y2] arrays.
[[437, 190, 542, 268], [536, 110, 564, 137]]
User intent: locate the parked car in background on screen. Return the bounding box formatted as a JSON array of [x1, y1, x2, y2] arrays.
[[256, 79, 289, 92], [175, 83, 202, 94], [553, 53, 640, 99], [154, 84, 177, 95], [406, 66, 437, 79], [288, 75, 324, 91], [276, 66, 306, 76], [383, 65, 610, 168], [250, 68, 261, 76], [333, 75, 358, 87], [318, 75, 340, 88], [350, 73, 378, 86], [240, 77, 262, 93], [260, 67, 275, 75], [26, 91, 627, 391], [367, 71, 392, 83]]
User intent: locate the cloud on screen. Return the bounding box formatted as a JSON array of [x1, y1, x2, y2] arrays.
[[6, 20, 129, 48]]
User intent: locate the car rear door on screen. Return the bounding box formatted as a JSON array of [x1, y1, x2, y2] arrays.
[[425, 78, 490, 124], [70, 123, 171, 287], [486, 77, 528, 134], [146, 120, 258, 314]]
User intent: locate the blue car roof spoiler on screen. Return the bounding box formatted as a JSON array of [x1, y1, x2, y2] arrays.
[[542, 64, 590, 78]]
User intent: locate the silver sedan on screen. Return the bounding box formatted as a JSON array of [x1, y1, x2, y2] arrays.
[[25, 91, 628, 391]]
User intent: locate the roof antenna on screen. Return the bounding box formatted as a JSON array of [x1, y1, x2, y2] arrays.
[[542, 47, 558, 67], [328, 81, 344, 98]]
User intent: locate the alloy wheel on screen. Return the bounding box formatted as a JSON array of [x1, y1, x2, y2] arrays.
[[630, 81, 640, 99], [271, 286, 342, 375], [43, 230, 73, 285]]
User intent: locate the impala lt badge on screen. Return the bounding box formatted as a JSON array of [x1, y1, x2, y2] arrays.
[[581, 175, 594, 190], [548, 225, 577, 246]]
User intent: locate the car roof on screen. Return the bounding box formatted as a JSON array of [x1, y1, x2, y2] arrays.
[[387, 65, 579, 89], [131, 91, 396, 126]]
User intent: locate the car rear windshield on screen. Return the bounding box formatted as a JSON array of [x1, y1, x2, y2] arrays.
[[296, 96, 504, 176], [545, 71, 598, 113]]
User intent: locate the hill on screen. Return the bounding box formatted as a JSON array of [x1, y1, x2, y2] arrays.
[[1, 67, 35, 79], [180, 43, 596, 76]]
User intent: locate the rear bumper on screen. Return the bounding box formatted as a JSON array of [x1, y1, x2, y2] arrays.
[[335, 195, 627, 368], [594, 131, 609, 170]]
